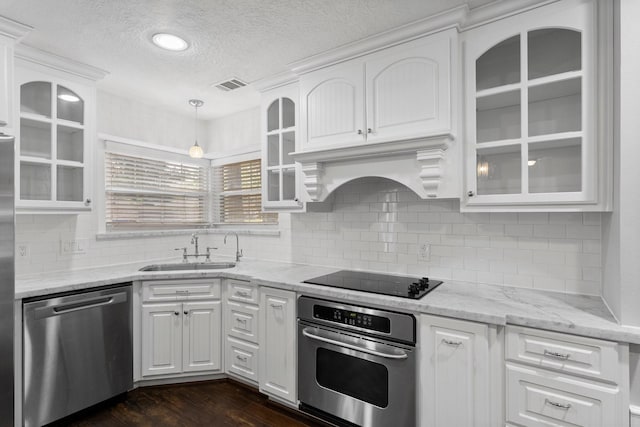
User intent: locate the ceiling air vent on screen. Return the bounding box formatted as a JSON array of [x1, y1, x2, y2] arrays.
[[213, 77, 247, 92]]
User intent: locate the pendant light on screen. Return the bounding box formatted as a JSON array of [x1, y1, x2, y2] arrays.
[[188, 99, 204, 159]]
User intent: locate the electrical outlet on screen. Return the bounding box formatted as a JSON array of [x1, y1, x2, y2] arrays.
[[59, 239, 86, 255], [18, 245, 28, 257], [419, 243, 430, 261]]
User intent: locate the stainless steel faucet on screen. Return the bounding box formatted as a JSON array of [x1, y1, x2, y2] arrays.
[[224, 231, 243, 262], [175, 232, 217, 262]]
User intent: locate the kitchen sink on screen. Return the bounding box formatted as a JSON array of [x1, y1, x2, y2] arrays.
[[139, 262, 236, 271]]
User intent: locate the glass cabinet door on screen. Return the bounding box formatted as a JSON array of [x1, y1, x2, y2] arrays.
[[264, 96, 298, 205], [470, 25, 585, 201], [19, 79, 87, 206]]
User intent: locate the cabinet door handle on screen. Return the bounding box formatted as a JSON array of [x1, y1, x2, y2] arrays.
[[183, 310, 189, 315], [543, 349, 571, 360], [270, 304, 283, 309], [84, 198, 92, 206], [468, 191, 474, 197], [545, 399, 571, 410], [357, 129, 363, 135], [367, 128, 372, 134], [442, 338, 462, 346], [174, 311, 179, 316]]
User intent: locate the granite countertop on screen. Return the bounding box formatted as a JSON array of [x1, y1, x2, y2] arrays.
[[15, 258, 640, 344]]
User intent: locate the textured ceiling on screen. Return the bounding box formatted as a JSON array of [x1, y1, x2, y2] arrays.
[[1, 0, 491, 119]]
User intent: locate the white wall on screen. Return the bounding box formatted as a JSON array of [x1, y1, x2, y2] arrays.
[[205, 107, 260, 154], [15, 94, 291, 275], [602, 0, 640, 326], [291, 177, 602, 295]]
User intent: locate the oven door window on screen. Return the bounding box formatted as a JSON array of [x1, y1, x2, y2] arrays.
[[316, 348, 389, 408]]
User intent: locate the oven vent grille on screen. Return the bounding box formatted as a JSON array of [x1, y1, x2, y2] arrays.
[[213, 77, 247, 92]]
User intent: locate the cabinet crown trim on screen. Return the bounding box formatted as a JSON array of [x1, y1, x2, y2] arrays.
[[16, 44, 108, 81], [0, 16, 32, 41]]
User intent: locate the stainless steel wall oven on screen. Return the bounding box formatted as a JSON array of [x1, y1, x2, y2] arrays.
[[298, 296, 416, 427]]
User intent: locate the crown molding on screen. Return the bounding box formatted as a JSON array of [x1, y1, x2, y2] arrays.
[[0, 16, 32, 42], [15, 44, 109, 82], [289, 6, 466, 75], [251, 70, 298, 92]]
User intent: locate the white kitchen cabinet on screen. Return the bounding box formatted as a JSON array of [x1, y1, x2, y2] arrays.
[[419, 314, 491, 427], [300, 29, 455, 150], [182, 301, 222, 373], [259, 287, 296, 405], [141, 303, 182, 377], [0, 40, 13, 128], [140, 280, 223, 378], [463, 0, 612, 211], [261, 82, 305, 211], [504, 325, 629, 427], [14, 47, 105, 213], [224, 279, 260, 384]]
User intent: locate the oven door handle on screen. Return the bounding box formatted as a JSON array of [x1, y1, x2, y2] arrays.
[[302, 328, 408, 360]]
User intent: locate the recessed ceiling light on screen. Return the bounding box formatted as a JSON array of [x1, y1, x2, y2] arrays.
[[151, 33, 189, 51], [58, 94, 80, 102]]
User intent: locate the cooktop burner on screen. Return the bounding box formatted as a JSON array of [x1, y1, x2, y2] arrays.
[[303, 270, 443, 299]]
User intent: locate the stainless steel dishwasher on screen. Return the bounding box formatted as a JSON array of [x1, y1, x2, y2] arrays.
[[23, 283, 133, 427]]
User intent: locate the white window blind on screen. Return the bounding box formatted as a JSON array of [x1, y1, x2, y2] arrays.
[[212, 159, 277, 224], [105, 152, 209, 230]]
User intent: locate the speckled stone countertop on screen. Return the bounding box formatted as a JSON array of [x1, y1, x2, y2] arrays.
[[15, 258, 640, 344]]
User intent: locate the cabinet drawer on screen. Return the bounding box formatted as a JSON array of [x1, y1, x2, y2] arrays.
[[506, 363, 620, 427], [227, 279, 257, 304], [142, 279, 221, 302], [506, 325, 621, 383], [226, 337, 259, 383], [226, 300, 259, 344]]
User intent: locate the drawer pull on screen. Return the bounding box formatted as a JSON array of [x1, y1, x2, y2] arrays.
[[176, 290, 189, 294], [235, 291, 250, 298], [442, 338, 462, 346], [236, 355, 248, 362], [237, 318, 248, 324], [270, 304, 283, 309], [545, 399, 571, 410], [543, 349, 571, 360]]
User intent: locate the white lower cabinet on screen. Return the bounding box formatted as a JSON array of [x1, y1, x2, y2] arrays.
[[226, 336, 259, 382], [505, 325, 629, 427], [140, 281, 222, 379], [506, 362, 620, 427], [259, 287, 297, 405], [224, 279, 260, 384], [419, 314, 491, 427]]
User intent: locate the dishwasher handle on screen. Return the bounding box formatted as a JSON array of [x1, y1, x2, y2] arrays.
[[34, 292, 128, 319]]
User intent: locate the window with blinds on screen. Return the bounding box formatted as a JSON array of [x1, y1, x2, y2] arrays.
[[105, 152, 209, 230], [212, 159, 277, 224]]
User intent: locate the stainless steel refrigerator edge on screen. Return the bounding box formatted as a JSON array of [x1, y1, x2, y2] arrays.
[[0, 133, 15, 427]]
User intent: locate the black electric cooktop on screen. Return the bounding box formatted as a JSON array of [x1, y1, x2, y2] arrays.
[[303, 270, 443, 299]]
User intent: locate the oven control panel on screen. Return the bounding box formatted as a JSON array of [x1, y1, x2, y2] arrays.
[[313, 305, 391, 333]]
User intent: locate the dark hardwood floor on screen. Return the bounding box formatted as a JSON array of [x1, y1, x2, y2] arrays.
[[51, 379, 330, 427]]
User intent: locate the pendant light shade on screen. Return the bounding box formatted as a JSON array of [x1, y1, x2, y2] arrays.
[[189, 99, 204, 159]]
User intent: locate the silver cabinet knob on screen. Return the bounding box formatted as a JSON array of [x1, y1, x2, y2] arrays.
[[367, 128, 372, 134], [357, 129, 363, 135], [84, 198, 92, 206], [468, 191, 474, 197]]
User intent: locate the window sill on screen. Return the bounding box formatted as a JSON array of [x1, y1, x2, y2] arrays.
[[96, 226, 281, 241]]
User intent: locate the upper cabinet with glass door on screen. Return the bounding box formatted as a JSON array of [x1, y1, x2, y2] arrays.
[[15, 49, 104, 213], [261, 82, 306, 211], [462, 0, 612, 211]]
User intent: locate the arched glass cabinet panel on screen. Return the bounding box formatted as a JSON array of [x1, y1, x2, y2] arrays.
[[18, 72, 90, 208], [471, 25, 586, 200], [263, 91, 301, 209]]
